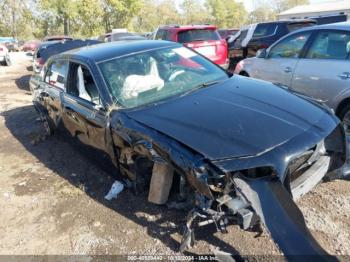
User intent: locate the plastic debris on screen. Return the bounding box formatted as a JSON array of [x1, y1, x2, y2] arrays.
[[105, 181, 124, 201]]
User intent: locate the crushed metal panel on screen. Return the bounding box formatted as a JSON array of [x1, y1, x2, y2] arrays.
[[233, 175, 332, 257]]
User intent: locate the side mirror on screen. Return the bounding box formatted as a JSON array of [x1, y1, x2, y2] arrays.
[[256, 48, 267, 59]]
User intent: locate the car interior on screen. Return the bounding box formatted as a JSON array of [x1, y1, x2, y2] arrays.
[[67, 63, 100, 104]]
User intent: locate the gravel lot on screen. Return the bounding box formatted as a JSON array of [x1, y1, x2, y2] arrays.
[[0, 53, 349, 258]]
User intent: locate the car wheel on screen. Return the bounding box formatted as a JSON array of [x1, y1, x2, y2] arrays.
[[339, 103, 350, 135], [4, 55, 11, 66], [39, 113, 54, 136]]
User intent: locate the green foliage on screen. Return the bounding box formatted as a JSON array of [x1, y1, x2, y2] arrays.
[[206, 0, 248, 28], [76, 0, 104, 36], [0, 0, 34, 39], [102, 0, 143, 32], [181, 0, 211, 25], [132, 0, 182, 32], [249, 7, 276, 23], [0, 0, 311, 40]]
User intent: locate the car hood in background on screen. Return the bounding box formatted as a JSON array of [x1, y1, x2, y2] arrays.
[[126, 76, 337, 160]]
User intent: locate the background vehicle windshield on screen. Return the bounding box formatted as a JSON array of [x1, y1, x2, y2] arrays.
[[99, 46, 228, 108]]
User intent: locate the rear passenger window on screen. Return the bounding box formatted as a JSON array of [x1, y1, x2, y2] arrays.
[[269, 32, 311, 58], [306, 31, 350, 60], [177, 29, 220, 43], [253, 24, 278, 38], [45, 60, 69, 90]]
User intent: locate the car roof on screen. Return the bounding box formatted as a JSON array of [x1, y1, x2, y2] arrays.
[[40, 39, 102, 62], [38, 40, 61, 49], [57, 40, 180, 63], [240, 19, 316, 30], [306, 21, 350, 30], [285, 21, 350, 34]]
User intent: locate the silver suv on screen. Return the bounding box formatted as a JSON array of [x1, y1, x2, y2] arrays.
[[235, 22, 350, 133]]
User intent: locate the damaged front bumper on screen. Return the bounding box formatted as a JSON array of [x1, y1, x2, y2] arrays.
[[180, 123, 347, 258]]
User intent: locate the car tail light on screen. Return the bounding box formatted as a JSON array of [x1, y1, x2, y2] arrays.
[[259, 44, 268, 49]]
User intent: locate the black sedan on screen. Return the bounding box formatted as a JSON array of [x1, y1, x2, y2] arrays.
[[32, 40, 348, 258]]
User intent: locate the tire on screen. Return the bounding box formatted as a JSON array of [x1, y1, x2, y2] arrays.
[[4, 55, 11, 66], [338, 103, 350, 135]]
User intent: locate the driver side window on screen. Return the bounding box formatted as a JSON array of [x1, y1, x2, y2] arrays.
[[269, 31, 311, 59], [67, 63, 101, 105]]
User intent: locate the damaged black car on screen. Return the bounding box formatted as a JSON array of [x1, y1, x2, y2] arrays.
[[32, 40, 348, 258]]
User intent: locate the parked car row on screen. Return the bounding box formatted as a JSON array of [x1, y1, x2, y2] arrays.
[[235, 22, 350, 134], [29, 23, 349, 258], [228, 19, 317, 67], [32, 39, 101, 73]]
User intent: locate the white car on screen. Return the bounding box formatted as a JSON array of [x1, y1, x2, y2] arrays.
[[0, 44, 10, 66], [235, 22, 350, 133]]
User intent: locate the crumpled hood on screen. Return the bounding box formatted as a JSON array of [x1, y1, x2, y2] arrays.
[[126, 76, 335, 160]]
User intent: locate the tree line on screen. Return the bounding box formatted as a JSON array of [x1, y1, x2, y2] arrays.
[[0, 0, 309, 40]]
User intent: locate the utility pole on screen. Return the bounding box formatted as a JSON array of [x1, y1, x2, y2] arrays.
[[11, 0, 18, 38]]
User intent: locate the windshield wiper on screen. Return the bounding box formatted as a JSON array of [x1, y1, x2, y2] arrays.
[[194, 80, 222, 89], [180, 80, 222, 97]]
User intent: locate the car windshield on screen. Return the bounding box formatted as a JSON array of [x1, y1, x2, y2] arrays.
[[178, 29, 220, 43], [99, 46, 228, 108]]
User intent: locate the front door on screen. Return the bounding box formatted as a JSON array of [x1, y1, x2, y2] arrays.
[[251, 31, 313, 87], [61, 62, 108, 152], [291, 30, 350, 108]]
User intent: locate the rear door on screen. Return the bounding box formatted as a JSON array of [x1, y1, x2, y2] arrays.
[[61, 61, 108, 152], [291, 30, 350, 107], [250, 30, 313, 87], [42, 59, 69, 127]]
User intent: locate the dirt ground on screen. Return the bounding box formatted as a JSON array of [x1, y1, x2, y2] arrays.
[[0, 53, 349, 258]]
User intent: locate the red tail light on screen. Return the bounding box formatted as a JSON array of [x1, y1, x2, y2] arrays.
[[259, 44, 268, 49]]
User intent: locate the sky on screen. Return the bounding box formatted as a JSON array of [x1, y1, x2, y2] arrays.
[[240, 0, 340, 12]]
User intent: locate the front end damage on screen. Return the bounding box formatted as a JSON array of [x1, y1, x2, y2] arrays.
[[111, 111, 348, 258]]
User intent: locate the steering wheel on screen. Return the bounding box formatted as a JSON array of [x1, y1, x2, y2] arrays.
[[168, 69, 186, 81]]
